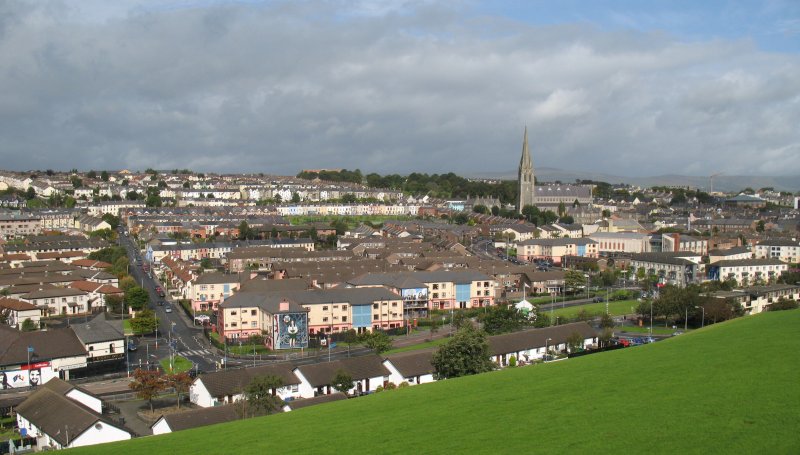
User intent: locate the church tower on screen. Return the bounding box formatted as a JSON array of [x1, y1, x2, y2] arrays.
[[517, 127, 535, 213]]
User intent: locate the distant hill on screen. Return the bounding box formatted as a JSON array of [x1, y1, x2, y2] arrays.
[[74, 310, 800, 455], [472, 168, 800, 192]]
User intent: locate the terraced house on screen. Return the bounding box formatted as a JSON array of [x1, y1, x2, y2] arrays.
[[347, 270, 496, 315], [218, 287, 404, 344]]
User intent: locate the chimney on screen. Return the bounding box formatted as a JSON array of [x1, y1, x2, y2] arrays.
[[279, 299, 289, 312]]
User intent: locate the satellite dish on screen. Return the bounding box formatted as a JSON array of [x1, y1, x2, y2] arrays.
[[94, 423, 103, 430]]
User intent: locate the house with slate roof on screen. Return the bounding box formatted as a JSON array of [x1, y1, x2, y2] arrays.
[[15, 378, 131, 450]]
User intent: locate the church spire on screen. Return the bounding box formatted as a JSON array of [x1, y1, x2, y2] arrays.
[[520, 126, 531, 168]]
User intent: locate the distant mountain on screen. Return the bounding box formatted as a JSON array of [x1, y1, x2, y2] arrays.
[[470, 168, 800, 193]]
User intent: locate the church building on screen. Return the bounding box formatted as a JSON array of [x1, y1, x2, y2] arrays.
[[516, 128, 593, 213]]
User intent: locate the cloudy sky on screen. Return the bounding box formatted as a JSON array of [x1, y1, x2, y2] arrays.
[[1, 0, 799, 177]]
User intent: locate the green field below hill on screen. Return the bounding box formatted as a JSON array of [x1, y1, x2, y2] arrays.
[[548, 299, 640, 319], [72, 310, 800, 455]]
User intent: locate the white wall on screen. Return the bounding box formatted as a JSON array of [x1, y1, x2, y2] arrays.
[[190, 379, 215, 408], [66, 389, 102, 413], [70, 422, 131, 448], [151, 418, 172, 435]]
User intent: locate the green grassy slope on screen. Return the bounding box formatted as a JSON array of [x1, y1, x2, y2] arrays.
[[73, 310, 800, 454]]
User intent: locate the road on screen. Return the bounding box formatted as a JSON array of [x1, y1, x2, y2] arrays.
[[119, 233, 217, 373]]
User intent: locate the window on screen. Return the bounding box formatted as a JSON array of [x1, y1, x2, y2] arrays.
[[373, 315, 379, 320], [432, 284, 439, 290], [333, 305, 338, 309], [392, 302, 397, 307], [230, 311, 237, 316], [251, 310, 257, 316], [291, 384, 299, 393], [251, 321, 257, 328], [323, 317, 328, 322], [342, 305, 347, 311], [323, 306, 328, 311], [231, 322, 237, 327], [373, 304, 378, 309], [342, 316, 348, 322]]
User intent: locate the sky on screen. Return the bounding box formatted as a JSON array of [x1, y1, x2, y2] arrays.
[[0, 0, 798, 178]]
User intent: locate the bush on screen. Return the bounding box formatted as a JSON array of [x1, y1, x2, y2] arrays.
[[398, 381, 410, 388], [508, 355, 517, 367]]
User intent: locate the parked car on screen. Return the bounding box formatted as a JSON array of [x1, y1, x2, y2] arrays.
[[593, 297, 604, 303], [165, 306, 173, 313], [157, 300, 165, 306], [127, 341, 138, 352]]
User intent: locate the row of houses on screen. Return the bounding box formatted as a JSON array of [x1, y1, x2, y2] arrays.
[[192, 322, 597, 407]]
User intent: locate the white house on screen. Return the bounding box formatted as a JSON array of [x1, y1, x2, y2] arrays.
[[151, 405, 239, 435], [383, 349, 437, 386], [189, 363, 300, 408], [488, 323, 598, 367], [0, 298, 42, 330], [15, 378, 131, 450], [293, 355, 391, 397]]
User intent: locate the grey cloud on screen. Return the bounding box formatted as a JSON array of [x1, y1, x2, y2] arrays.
[[0, 1, 798, 178]]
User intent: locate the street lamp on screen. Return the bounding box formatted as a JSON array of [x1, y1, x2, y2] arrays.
[[695, 305, 705, 328], [585, 274, 590, 300], [649, 300, 653, 338]]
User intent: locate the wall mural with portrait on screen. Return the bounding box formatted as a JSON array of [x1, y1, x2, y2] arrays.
[[0, 362, 54, 389], [275, 312, 309, 350]]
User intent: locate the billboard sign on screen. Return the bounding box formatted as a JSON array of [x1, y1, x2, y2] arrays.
[[1, 362, 54, 389], [401, 288, 428, 301]]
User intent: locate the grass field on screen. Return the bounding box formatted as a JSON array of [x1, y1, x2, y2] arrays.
[[73, 310, 800, 454], [383, 337, 449, 355], [159, 356, 192, 374], [548, 299, 640, 319]]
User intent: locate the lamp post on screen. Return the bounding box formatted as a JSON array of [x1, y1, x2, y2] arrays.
[[649, 299, 653, 338], [684, 305, 688, 332], [585, 274, 590, 300], [695, 305, 705, 328]]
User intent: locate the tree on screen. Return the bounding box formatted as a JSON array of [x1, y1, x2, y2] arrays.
[[244, 375, 284, 417], [21, 318, 36, 332], [87, 170, 97, 179], [291, 192, 301, 203], [599, 327, 614, 347], [432, 325, 494, 379], [25, 186, 36, 199], [756, 220, 765, 233], [100, 170, 109, 181], [129, 368, 165, 412], [331, 369, 354, 394], [429, 318, 440, 336], [568, 333, 587, 353], [238, 221, 253, 240], [452, 311, 469, 330], [599, 312, 614, 329], [125, 286, 149, 311], [130, 309, 158, 334], [769, 299, 798, 311], [342, 329, 358, 356], [360, 331, 392, 354], [105, 294, 124, 314], [166, 372, 193, 409], [602, 209, 611, 219], [200, 257, 213, 270], [119, 276, 137, 292], [480, 304, 527, 335], [564, 269, 586, 294], [472, 204, 488, 214]]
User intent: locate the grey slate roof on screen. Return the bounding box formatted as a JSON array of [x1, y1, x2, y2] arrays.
[[384, 349, 436, 378], [285, 392, 348, 410], [196, 363, 299, 399], [15, 378, 126, 447], [71, 313, 124, 344], [295, 354, 390, 388], [158, 405, 240, 432], [0, 325, 86, 366], [487, 323, 597, 356], [712, 258, 787, 267]]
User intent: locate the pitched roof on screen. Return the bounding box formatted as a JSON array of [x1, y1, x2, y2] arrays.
[[487, 323, 597, 356], [295, 354, 390, 387], [712, 258, 787, 267], [0, 297, 38, 311], [384, 349, 436, 378], [70, 313, 124, 344], [0, 326, 86, 366], [157, 405, 240, 432], [196, 363, 299, 398], [15, 378, 124, 447], [285, 392, 348, 410]]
